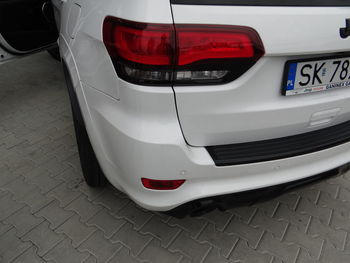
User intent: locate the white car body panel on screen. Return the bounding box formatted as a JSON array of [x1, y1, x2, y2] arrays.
[[2, 0, 350, 211]]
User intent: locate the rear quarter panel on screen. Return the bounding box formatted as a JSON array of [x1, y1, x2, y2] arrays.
[[60, 0, 174, 99]]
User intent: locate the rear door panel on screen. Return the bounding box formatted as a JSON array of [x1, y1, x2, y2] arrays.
[[171, 5, 350, 146]]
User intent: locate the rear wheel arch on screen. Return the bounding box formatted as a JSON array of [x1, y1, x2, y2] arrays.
[[62, 60, 106, 187]]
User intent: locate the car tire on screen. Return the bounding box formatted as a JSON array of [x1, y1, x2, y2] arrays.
[[62, 63, 106, 187]]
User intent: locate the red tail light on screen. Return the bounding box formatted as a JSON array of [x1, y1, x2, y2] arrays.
[[141, 178, 186, 190], [112, 23, 174, 65], [103, 17, 264, 85], [176, 27, 255, 66]]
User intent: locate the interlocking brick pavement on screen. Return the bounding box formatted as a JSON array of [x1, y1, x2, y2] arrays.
[[1, 52, 350, 263]]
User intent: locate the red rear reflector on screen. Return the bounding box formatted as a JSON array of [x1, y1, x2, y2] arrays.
[[141, 178, 185, 190], [103, 17, 265, 85], [177, 29, 255, 66]]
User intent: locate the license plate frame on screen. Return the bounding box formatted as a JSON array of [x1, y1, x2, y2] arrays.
[[282, 53, 350, 96]]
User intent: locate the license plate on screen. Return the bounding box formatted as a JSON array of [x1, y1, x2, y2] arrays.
[[283, 55, 350, 96]]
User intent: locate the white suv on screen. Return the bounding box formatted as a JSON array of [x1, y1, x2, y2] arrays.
[[1, 0, 350, 216]]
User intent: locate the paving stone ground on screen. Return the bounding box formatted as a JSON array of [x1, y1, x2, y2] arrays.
[[1, 52, 350, 263]]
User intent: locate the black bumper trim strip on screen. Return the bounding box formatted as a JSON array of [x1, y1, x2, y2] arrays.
[[206, 120, 350, 166]]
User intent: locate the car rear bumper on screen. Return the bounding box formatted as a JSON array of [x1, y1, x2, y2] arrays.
[[81, 81, 350, 212], [166, 165, 349, 218]]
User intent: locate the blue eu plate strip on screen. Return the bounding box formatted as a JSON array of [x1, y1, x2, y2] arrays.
[[286, 63, 297, 91]]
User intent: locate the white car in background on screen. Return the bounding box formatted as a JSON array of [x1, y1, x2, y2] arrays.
[[1, 0, 350, 217]]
